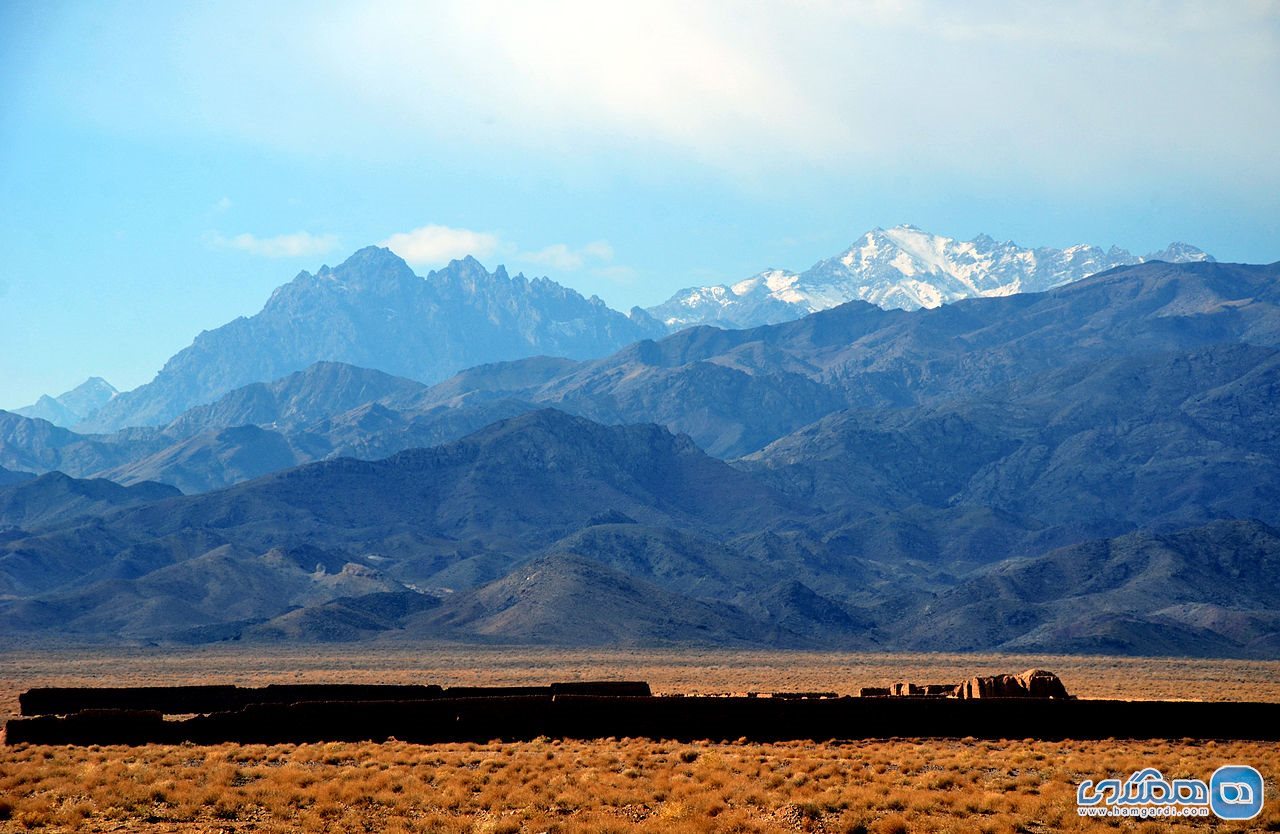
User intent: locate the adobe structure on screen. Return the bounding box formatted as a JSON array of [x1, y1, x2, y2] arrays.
[[859, 669, 1072, 700]]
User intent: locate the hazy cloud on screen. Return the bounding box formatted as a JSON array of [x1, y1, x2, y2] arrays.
[[206, 231, 339, 258], [313, 1, 838, 167], [582, 241, 615, 260], [42, 2, 1280, 187], [380, 224, 500, 265], [520, 241, 615, 271], [592, 265, 637, 284]]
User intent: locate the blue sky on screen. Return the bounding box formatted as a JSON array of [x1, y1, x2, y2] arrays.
[[2, 1, 1278, 407]]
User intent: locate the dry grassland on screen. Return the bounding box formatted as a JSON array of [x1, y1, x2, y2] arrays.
[[2, 646, 1278, 833]]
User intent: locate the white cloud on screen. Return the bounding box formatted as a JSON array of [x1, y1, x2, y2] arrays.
[[383, 226, 619, 274], [213, 196, 232, 212], [519, 240, 614, 271], [206, 230, 339, 258], [380, 224, 499, 265]]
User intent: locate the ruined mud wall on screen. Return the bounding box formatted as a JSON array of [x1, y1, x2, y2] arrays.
[[9, 694, 1280, 746], [18, 681, 651, 717]]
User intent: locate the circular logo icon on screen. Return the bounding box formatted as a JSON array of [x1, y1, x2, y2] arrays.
[[1209, 765, 1264, 820]]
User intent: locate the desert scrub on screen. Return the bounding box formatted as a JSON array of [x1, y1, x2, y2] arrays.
[[1, 737, 1277, 832]]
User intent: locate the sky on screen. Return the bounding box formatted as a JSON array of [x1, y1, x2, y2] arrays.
[[2, 0, 1278, 407]]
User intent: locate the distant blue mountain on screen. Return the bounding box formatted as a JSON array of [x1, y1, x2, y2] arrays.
[[81, 248, 664, 431], [14, 377, 117, 428]]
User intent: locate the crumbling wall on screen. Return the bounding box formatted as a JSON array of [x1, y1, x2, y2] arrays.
[[957, 669, 1070, 700]]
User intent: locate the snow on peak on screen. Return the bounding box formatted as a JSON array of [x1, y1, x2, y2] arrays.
[[646, 226, 1215, 329]]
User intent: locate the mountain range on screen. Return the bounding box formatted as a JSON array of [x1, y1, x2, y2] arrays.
[[645, 224, 1213, 328], [0, 405, 1274, 655], [0, 363, 540, 494], [7, 259, 1271, 486], [76, 249, 665, 433], [1, 257, 1277, 656], [18, 226, 1212, 436], [432, 259, 1278, 457]]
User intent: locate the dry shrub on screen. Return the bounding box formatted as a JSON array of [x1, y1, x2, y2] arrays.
[[1, 736, 1277, 832]]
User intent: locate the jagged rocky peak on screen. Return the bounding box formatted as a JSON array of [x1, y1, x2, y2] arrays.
[[433, 253, 495, 280], [77, 246, 665, 432], [267, 246, 418, 306], [1146, 242, 1215, 263], [339, 244, 416, 273], [323, 245, 416, 288]]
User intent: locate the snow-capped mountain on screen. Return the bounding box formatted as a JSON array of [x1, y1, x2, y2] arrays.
[[647, 225, 1215, 329]]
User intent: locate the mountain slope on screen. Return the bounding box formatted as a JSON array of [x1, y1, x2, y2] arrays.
[[80, 248, 664, 432], [99, 397, 545, 495], [0, 411, 149, 477], [0, 466, 36, 487], [159, 361, 427, 438], [13, 396, 79, 428], [13, 377, 117, 428], [0, 472, 180, 530], [898, 520, 1280, 656], [744, 343, 1280, 532], [648, 224, 1214, 327], [94, 425, 312, 495], [543, 523, 783, 602], [407, 552, 776, 646], [0, 544, 419, 641]]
